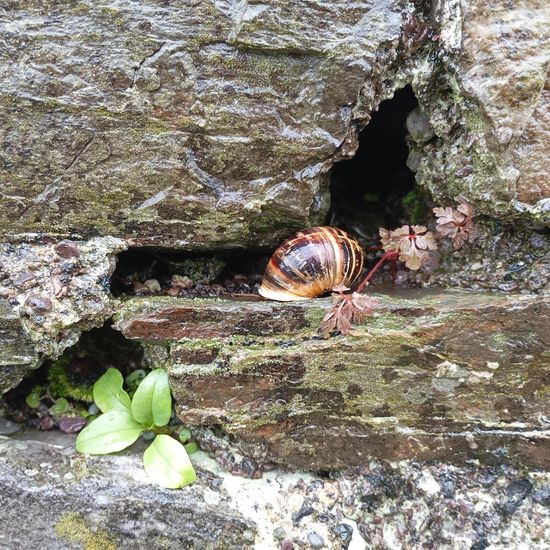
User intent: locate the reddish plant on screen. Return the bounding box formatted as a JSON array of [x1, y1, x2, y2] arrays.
[[319, 199, 479, 337], [433, 199, 478, 250], [319, 285, 379, 338]]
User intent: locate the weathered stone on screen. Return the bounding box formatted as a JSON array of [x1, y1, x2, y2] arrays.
[[113, 291, 550, 470], [0, 0, 406, 248], [2, 432, 547, 549], [412, 0, 550, 224], [0, 434, 256, 549], [0, 237, 125, 392], [2, 0, 547, 250], [0, 299, 40, 394]]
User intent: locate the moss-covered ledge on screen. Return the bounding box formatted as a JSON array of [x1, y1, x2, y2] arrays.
[[113, 290, 550, 470]]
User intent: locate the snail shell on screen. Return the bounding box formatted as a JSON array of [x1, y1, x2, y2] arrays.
[[258, 226, 364, 301]]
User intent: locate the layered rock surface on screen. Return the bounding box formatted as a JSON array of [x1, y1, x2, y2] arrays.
[[1, 433, 548, 549], [114, 291, 550, 470], [1, 0, 548, 252]]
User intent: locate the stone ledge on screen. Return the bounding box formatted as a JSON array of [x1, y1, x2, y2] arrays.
[[113, 291, 550, 470]]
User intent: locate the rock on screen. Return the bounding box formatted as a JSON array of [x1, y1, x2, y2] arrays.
[[332, 524, 353, 548], [0, 434, 256, 549], [338, 462, 550, 549], [114, 290, 550, 470], [504, 478, 534, 514], [0, 299, 40, 395], [412, 0, 550, 224], [0, 418, 21, 436], [0, 237, 125, 392], [292, 501, 315, 526], [143, 278, 161, 293], [406, 107, 434, 144], [1, 0, 547, 251], [417, 471, 441, 496], [0, 0, 405, 248], [0, 433, 547, 548], [307, 532, 325, 548]]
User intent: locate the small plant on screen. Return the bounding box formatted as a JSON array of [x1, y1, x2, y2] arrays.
[[320, 198, 478, 337], [76, 368, 196, 489]]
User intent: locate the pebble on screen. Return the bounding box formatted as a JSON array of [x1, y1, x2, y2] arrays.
[[529, 235, 546, 249], [332, 523, 353, 548], [503, 478, 532, 514], [306, 532, 325, 549], [292, 500, 314, 526], [172, 275, 194, 289], [532, 485, 550, 506], [24, 295, 53, 313], [57, 416, 87, 434], [418, 471, 441, 496], [0, 417, 21, 435], [273, 527, 286, 541], [144, 279, 161, 293], [54, 240, 81, 259]]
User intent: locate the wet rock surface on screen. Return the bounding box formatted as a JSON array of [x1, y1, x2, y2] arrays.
[[410, 0, 550, 224], [0, 237, 125, 392], [0, 0, 406, 248], [1, 0, 548, 251], [0, 432, 548, 549], [114, 291, 550, 470], [0, 434, 256, 549]]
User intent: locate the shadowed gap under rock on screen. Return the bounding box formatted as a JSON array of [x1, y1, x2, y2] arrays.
[[111, 248, 268, 297], [329, 85, 426, 244], [112, 86, 426, 297], [1, 323, 145, 427]]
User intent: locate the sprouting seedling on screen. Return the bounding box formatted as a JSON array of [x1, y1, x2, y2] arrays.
[[76, 368, 196, 489]]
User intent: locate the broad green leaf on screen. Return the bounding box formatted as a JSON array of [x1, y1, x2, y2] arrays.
[[93, 368, 131, 413], [76, 410, 142, 454], [143, 434, 196, 489], [50, 397, 69, 415], [25, 392, 41, 409], [131, 369, 171, 427]]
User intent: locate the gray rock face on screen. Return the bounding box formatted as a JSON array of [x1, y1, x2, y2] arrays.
[[0, 237, 125, 392], [410, 0, 550, 223], [0, 433, 548, 549], [1, 0, 548, 247], [0, 0, 406, 248], [0, 434, 256, 549]]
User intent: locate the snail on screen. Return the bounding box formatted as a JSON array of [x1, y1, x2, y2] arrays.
[[258, 226, 364, 301]]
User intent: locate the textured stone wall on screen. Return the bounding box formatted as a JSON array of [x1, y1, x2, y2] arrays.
[[1, 0, 548, 253], [114, 292, 550, 470]]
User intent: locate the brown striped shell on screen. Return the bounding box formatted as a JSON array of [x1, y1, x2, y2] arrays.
[[258, 226, 364, 301]]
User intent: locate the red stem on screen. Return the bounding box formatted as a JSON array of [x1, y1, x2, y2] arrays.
[[356, 251, 397, 293]]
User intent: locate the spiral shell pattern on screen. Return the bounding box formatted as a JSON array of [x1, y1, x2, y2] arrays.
[[258, 226, 364, 301]]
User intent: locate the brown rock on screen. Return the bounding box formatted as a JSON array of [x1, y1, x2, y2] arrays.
[[114, 290, 550, 470]]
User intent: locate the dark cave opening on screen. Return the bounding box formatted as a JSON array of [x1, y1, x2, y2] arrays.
[[328, 85, 426, 245], [111, 248, 268, 298], [2, 323, 146, 429]]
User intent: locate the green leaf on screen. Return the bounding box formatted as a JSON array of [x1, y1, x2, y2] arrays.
[[184, 441, 199, 455], [50, 397, 70, 415], [131, 369, 171, 427], [75, 410, 142, 454], [93, 368, 132, 413], [25, 392, 41, 409], [143, 434, 196, 489]]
